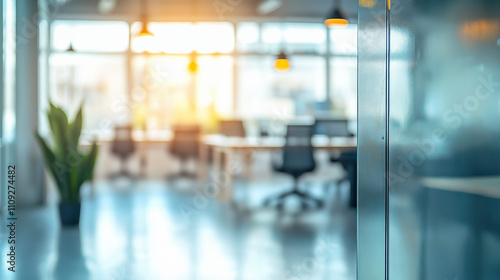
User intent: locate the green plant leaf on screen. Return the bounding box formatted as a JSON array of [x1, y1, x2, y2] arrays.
[[47, 102, 70, 159], [68, 105, 82, 151], [36, 101, 98, 203], [76, 142, 99, 189], [35, 133, 70, 202]]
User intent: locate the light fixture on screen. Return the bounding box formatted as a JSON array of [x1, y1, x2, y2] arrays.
[[324, 0, 349, 27], [274, 50, 290, 72], [137, 23, 154, 38], [136, 0, 153, 38], [188, 51, 199, 73]]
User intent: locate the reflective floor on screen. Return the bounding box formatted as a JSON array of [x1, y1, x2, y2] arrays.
[[0, 177, 356, 280]]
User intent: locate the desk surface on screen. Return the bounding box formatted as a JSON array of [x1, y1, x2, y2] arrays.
[[91, 134, 357, 149], [93, 131, 174, 144], [204, 135, 357, 150], [421, 176, 500, 199]]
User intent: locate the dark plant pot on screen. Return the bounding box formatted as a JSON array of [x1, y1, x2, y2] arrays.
[[58, 202, 81, 226]]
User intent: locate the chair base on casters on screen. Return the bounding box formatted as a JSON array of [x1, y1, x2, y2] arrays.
[[168, 159, 197, 180], [168, 171, 197, 180], [264, 187, 324, 210], [108, 160, 138, 179]]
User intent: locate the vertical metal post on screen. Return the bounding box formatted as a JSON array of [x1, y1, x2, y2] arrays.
[[357, 0, 389, 279], [325, 25, 331, 103], [0, 0, 4, 214], [15, 0, 44, 206]]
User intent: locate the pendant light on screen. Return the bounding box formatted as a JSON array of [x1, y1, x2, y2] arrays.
[[273, 22, 290, 72], [187, 0, 199, 73], [136, 0, 153, 38], [274, 50, 290, 72], [188, 51, 199, 73], [324, 0, 349, 27]]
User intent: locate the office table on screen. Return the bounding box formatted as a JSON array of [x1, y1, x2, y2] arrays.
[[421, 176, 500, 199], [420, 176, 500, 278], [199, 135, 357, 202], [85, 132, 175, 176]]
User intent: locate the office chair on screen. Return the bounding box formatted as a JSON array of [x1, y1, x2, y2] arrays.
[[110, 125, 136, 178], [217, 119, 250, 176], [330, 150, 357, 207], [264, 124, 323, 209], [315, 119, 357, 207], [218, 120, 246, 137], [168, 124, 201, 178], [314, 119, 354, 137]]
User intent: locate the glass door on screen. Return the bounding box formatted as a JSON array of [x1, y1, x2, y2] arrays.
[[359, 0, 500, 279], [388, 0, 500, 279]]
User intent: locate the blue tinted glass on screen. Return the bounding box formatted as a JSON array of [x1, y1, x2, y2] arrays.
[[388, 0, 500, 279]]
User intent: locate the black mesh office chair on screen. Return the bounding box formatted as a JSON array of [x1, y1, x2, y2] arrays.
[[218, 120, 246, 137], [110, 125, 136, 178], [332, 150, 357, 207], [316, 119, 357, 207], [264, 124, 323, 209], [169, 124, 201, 178], [314, 119, 354, 138]]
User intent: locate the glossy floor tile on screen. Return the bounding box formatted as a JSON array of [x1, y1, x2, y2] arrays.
[[0, 178, 356, 280]]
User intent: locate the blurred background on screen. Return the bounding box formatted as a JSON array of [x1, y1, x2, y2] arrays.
[[3, 0, 499, 280], [0, 0, 359, 279]]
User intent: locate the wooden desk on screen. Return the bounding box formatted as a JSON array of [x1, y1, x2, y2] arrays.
[[199, 135, 357, 202], [85, 133, 174, 177]]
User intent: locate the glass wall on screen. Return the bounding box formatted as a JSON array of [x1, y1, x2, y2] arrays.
[[358, 1, 500, 279], [48, 20, 357, 137], [386, 0, 500, 279]]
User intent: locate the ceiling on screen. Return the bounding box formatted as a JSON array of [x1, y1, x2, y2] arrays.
[[50, 0, 358, 22]]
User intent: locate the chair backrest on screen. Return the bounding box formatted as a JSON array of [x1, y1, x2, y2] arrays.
[[281, 124, 316, 172], [170, 125, 201, 158], [111, 125, 135, 157], [314, 119, 353, 137], [218, 120, 246, 137]]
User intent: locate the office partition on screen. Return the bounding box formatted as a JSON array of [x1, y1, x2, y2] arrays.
[[358, 0, 500, 279]]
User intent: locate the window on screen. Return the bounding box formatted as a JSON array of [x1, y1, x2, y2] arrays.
[[237, 55, 326, 118], [237, 22, 260, 53], [330, 25, 357, 119], [330, 57, 357, 119], [130, 55, 233, 131], [47, 20, 358, 138], [51, 21, 129, 52], [330, 25, 357, 55], [49, 54, 127, 138], [261, 23, 327, 54], [131, 22, 235, 54]]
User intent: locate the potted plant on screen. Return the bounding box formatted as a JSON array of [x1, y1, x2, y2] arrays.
[[35, 102, 98, 226]]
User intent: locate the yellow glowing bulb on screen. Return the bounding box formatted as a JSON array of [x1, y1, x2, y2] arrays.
[[324, 18, 349, 28], [136, 23, 154, 38], [188, 60, 199, 73], [274, 58, 290, 72]]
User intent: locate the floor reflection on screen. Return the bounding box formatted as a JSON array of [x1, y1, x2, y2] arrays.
[[0, 179, 356, 280]]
